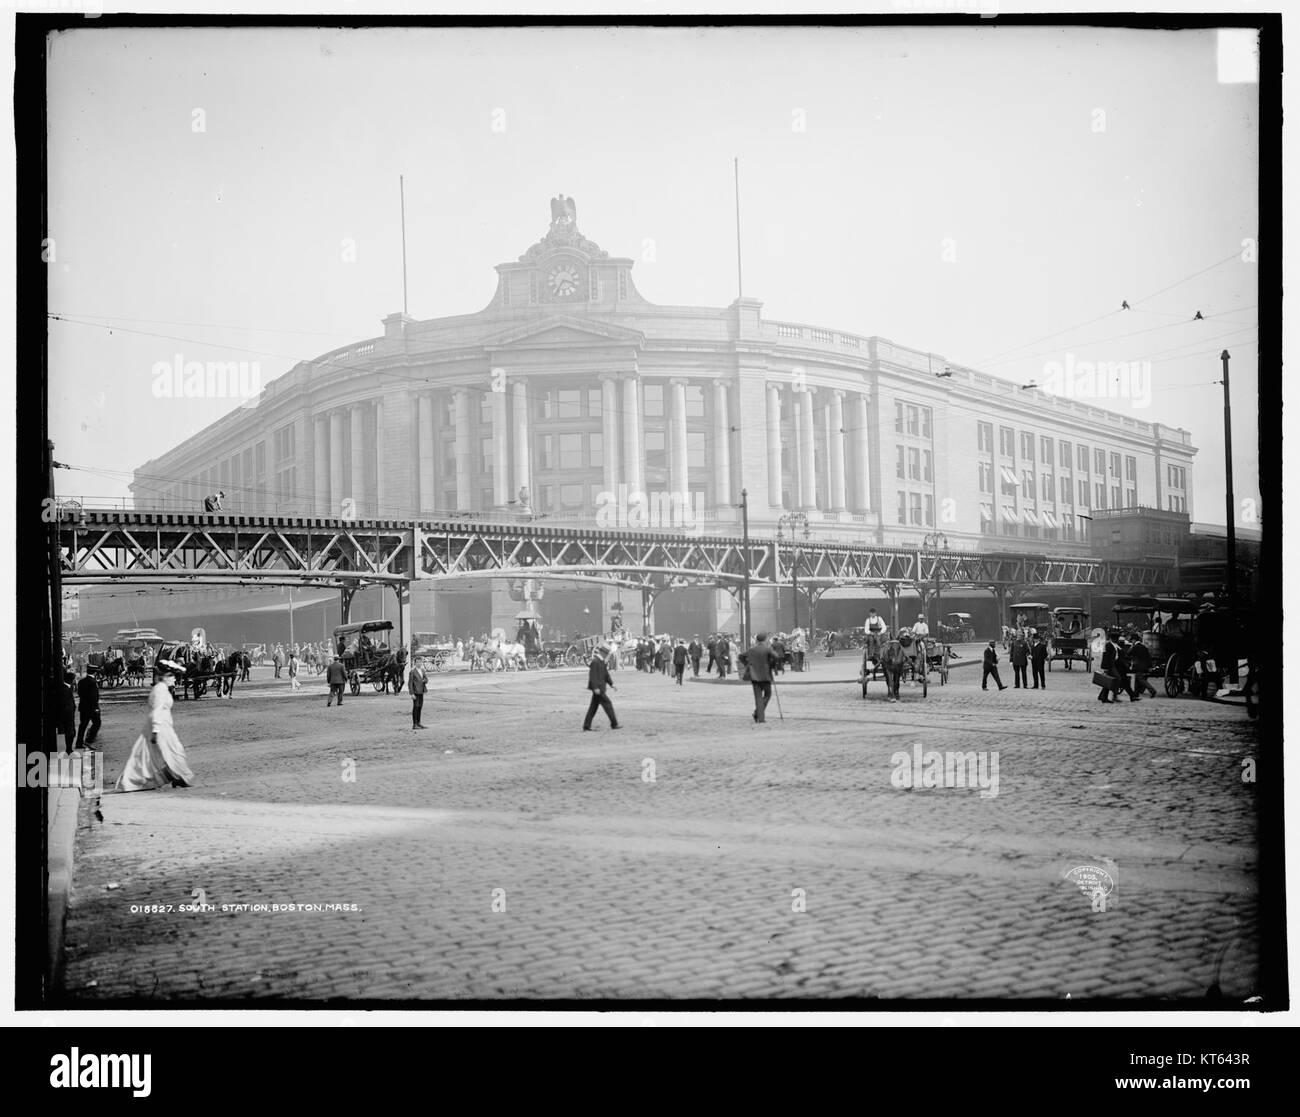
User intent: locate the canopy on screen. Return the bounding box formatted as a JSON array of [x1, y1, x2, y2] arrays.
[[1153, 596, 1199, 615], [1051, 606, 1089, 615], [1009, 602, 1051, 611], [514, 610, 541, 620], [943, 613, 972, 621], [333, 619, 394, 637], [1112, 596, 1159, 612]]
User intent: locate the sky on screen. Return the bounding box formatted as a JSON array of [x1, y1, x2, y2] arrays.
[[46, 23, 1261, 525]]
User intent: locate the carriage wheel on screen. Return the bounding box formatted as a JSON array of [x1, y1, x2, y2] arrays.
[[1164, 655, 1185, 698], [565, 647, 582, 668], [372, 679, 385, 692]]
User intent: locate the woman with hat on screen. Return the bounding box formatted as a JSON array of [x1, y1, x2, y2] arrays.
[[116, 661, 195, 791]]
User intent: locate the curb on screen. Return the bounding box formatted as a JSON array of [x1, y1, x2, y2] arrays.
[[46, 785, 83, 994]]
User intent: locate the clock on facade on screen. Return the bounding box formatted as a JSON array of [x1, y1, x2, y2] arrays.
[[547, 263, 580, 299]]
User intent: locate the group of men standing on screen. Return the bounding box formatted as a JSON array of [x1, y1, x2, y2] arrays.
[[981, 634, 1048, 690]]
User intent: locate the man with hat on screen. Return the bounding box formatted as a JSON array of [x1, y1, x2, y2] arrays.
[[672, 638, 688, 685], [325, 654, 348, 707], [583, 643, 620, 731], [742, 632, 778, 723], [203, 490, 226, 512], [688, 635, 703, 677], [912, 613, 930, 638], [408, 656, 428, 729]]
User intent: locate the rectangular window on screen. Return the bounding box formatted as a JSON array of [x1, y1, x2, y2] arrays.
[[980, 502, 994, 535], [685, 385, 706, 418], [1095, 448, 1105, 475], [1112, 485, 1121, 509], [555, 389, 582, 419], [978, 462, 992, 493], [923, 494, 934, 527], [558, 433, 583, 470], [587, 388, 602, 417], [1126, 488, 1136, 508], [908, 447, 921, 480], [896, 445, 905, 480], [481, 487, 492, 509], [559, 484, 585, 510], [255, 442, 266, 478], [1041, 437, 1053, 466], [539, 435, 554, 471], [644, 429, 666, 471], [977, 422, 993, 452], [1062, 518, 1076, 542], [590, 433, 604, 469], [1000, 426, 1015, 457], [1000, 466, 1018, 497], [1079, 480, 1090, 507], [274, 424, 295, 462], [1061, 476, 1073, 504], [895, 402, 904, 434], [686, 431, 706, 470], [480, 394, 493, 425], [897, 491, 907, 526], [242, 448, 254, 479], [276, 467, 295, 506], [1078, 515, 1090, 541], [643, 384, 664, 418], [1042, 474, 1053, 501], [1095, 483, 1106, 508], [1078, 444, 1089, 472], [905, 405, 919, 436], [1110, 452, 1121, 478], [921, 407, 932, 439], [909, 493, 923, 525], [1022, 470, 1035, 499], [1020, 432, 1035, 461], [1125, 455, 1137, 481], [923, 450, 932, 483], [480, 437, 493, 474], [1059, 440, 1071, 467]]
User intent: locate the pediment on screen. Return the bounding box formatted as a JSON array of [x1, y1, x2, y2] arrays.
[[483, 316, 644, 351]]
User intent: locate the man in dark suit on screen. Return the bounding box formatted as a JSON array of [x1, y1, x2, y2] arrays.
[[1010, 636, 1030, 688], [408, 658, 428, 729], [705, 635, 718, 675], [982, 642, 1007, 691], [240, 650, 251, 681], [1030, 635, 1048, 690], [672, 640, 688, 685], [715, 635, 730, 678], [743, 632, 778, 723], [325, 655, 348, 707], [688, 636, 703, 677], [583, 645, 620, 730], [1097, 637, 1120, 703], [59, 671, 78, 754], [76, 665, 101, 750]]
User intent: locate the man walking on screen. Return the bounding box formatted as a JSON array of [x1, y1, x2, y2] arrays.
[[1010, 635, 1029, 688], [1030, 635, 1048, 690], [325, 654, 348, 707], [273, 645, 284, 678], [744, 632, 778, 723], [1130, 639, 1157, 698], [1097, 636, 1120, 703], [716, 634, 730, 678], [688, 635, 703, 677], [240, 650, 251, 682], [60, 671, 78, 754], [76, 664, 101, 750], [582, 644, 620, 731], [288, 651, 301, 691], [409, 657, 428, 729], [672, 639, 688, 685], [982, 641, 1007, 691]]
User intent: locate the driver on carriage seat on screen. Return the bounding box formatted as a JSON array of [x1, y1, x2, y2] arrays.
[[912, 614, 930, 638], [866, 609, 884, 634]]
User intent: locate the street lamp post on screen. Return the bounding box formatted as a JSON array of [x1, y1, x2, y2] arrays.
[[922, 532, 949, 635], [739, 488, 752, 650], [777, 512, 811, 633]]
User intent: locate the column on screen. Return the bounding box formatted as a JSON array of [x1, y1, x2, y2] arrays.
[[669, 377, 688, 498], [313, 414, 329, 516], [328, 410, 345, 516], [622, 376, 643, 494], [852, 392, 871, 512], [712, 379, 731, 508], [512, 381, 531, 497], [600, 374, 621, 495], [798, 389, 817, 509], [350, 405, 365, 515], [828, 390, 847, 511], [491, 382, 510, 506], [417, 395, 435, 514], [374, 398, 385, 517], [766, 383, 782, 507], [454, 388, 472, 512]]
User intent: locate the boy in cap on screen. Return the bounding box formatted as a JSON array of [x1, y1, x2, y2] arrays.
[[583, 644, 620, 730]]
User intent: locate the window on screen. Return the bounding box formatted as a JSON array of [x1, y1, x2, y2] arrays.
[[1059, 440, 1071, 467], [1110, 452, 1121, 478], [643, 385, 664, 418], [480, 394, 493, 424], [923, 450, 933, 482], [1095, 448, 1105, 474], [588, 388, 602, 417], [591, 433, 604, 469], [1000, 426, 1015, 456], [1126, 488, 1136, 508], [276, 467, 295, 506], [921, 407, 932, 438], [1078, 444, 1089, 472], [896, 445, 905, 479], [686, 432, 706, 470], [1042, 474, 1053, 502], [979, 462, 992, 493], [539, 436, 553, 470], [558, 484, 585, 510], [1041, 437, 1053, 466], [980, 503, 994, 535], [274, 424, 295, 463], [906, 405, 919, 435], [1077, 515, 1090, 541], [923, 494, 934, 526], [1000, 467, 1018, 497], [559, 433, 583, 470], [242, 448, 254, 479], [1112, 485, 1121, 509], [443, 399, 455, 428], [480, 437, 493, 474], [909, 493, 923, 525], [1022, 470, 1035, 499], [645, 429, 666, 470], [895, 402, 904, 434], [1061, 476, 1073, 504], [977, 421, 993, 452], [1125, 455, 1137, 482], [1019, 432, 1033, 461], [1079, 480, 1090, 507], [897, 491, 907, 525], [685, 386, 705, 418], [1095, 483, 1106, 508], [908, 447, 921, 480], [481, 487, 493, 509], [1168, 465, 1186, 489]]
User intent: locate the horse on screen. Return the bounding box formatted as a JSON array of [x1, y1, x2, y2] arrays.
[[380, 647, 408, 693], [212, 649, 241, 697], [488, 639, 527, 671], [878, 637, 911, 701]]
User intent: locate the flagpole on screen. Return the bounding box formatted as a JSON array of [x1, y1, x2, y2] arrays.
[[400, 175, 409, 316], [734, 157, 743, 299]]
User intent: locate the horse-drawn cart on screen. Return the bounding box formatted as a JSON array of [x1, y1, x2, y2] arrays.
[[859, 630, 929, 700], [336, 620, 404, 694]]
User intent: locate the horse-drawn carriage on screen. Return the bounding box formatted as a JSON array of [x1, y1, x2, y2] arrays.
[[1004, 602, 1052, 649], [859, 629, 930, 701], [1047, 606, 1092, 671], [940, 612, 977, 644], [156, 641, 240, 699], [335, 620, 406, 694], [411, 632, 456, 672]]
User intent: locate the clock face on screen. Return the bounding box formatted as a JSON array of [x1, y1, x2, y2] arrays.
[[547, 264, 580, 299]]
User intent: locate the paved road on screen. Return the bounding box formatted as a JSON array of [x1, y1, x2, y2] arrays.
[[59, 657, 1260, 1001]]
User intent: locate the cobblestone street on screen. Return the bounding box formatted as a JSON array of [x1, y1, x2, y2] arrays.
[[58, 658, 1261, 1002]]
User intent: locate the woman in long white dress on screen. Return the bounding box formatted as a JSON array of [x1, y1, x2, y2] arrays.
[[116, 664, 195, 792]]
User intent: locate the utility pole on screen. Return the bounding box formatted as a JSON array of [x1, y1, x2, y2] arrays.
[[739, 488, 751, 649], [1221, 350, 1239, 682]]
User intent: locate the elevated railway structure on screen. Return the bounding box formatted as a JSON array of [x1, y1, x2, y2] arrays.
[[56, 508, 1175, 642]]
